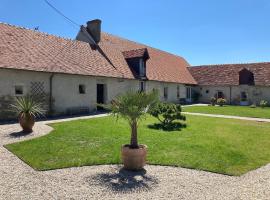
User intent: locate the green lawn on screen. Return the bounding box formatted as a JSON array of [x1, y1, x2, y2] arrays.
[[5, 115, 270, 176], [183, 105, 270, 119]]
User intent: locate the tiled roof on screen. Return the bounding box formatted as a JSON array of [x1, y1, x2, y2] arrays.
[[122, 48, 149, 59], [0, 22, 196, 84], [189, 62, 270, 86]]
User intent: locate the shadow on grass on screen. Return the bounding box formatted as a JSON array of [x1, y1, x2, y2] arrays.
[[148, 122, 187, 131], [9, 131, 32, 138], [86, 167, 159, 193]]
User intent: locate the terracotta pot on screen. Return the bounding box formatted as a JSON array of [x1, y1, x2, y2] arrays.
[[121, 144, 147, 170], [19, 113, 35, 133]]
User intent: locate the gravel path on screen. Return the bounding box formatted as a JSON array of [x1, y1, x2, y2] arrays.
[[0, 115, 270, 200]]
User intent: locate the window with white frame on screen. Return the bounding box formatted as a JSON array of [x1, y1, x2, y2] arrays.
[[15, 85, 24, 96]]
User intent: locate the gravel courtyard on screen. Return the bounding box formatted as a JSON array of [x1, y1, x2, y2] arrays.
[[0, 119, 270, 200]]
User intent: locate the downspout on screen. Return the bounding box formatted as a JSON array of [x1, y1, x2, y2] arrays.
[[49, 73, 54, 115]]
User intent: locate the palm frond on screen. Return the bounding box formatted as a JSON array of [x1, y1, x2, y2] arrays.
[[10, 95, 46, 117]]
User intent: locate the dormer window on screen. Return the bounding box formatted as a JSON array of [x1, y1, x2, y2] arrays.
[[239, 68, 254, 85], [139, 58, 146, 77], [122, 48, 149, 79]]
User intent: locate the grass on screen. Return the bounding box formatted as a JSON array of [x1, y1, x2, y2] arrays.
[[5, 115, 270, 176], [183, 105, 270, 119]]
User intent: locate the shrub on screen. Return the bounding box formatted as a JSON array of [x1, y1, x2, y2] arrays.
[[217, 98, 227, 106], [148, 102, 186, 128], [250, 103, 256, 108], [210, 97, 216, 106], [259, 100, 268, 108]]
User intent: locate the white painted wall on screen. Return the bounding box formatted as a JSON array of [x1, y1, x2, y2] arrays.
[[146, 81, 186, 103], [52, 74, 139, 113], [194, 85, 270, 105], [0, 68, 50, 97], [0, 68, 190, 117]]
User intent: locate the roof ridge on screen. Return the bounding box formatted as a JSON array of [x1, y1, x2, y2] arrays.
[[0, 21, 196, 84], [1, 22, 189, 65], [190, 61, 270, 68], [0, 22, 125, 74], [0, 21, 79, 42]]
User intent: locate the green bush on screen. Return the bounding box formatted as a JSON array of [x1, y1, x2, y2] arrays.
[[250, 103, 256, 108], [210, 97, 216, 106], [148, 102, 186, 127], [260, 100, 268, 108], [217, 98, 227, 106]]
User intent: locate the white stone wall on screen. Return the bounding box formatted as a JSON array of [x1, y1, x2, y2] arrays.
[[0, 69, 188, 117], [0, 69, 51, 119], [51, 74, 139, 113], [194, 85, 270, 105], [0, 68, 51, 96], [146, 81, 186, 103]]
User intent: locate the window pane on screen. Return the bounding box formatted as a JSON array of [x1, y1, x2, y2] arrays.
[[15, 85, 23, 95], [241, 92, 247, 101], [164, 87, 168, 99], [79, 85, 86, 94], [139, 59, 145, 77], [177, 86, 180, 98], [186, 87, 191, 99]]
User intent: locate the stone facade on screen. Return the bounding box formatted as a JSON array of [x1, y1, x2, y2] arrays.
[[193, 85, 270, 105], [0, 68, 187, 119]]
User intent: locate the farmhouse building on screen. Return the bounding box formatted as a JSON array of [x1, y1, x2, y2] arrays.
[[0, 20, 196, 119], [0, 19, 270, 119], [189, 63, 270, 105]]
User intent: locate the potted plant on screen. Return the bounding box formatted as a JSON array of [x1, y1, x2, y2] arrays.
[[217, 98, 227, 106], [105, 90, 158, 170], [10, 96, 45, 133]]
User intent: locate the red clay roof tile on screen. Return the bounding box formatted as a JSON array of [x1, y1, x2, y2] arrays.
[[122, 48, 149, 59], [0, 22, 196, 84], [189, 63, 270, 86]]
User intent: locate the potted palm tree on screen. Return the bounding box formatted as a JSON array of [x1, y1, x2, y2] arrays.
[[106, 90, 158, 170], [10, 96, 45, 133]]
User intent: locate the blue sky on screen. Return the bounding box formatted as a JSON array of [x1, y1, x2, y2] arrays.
[[1, 0, 270, 65]]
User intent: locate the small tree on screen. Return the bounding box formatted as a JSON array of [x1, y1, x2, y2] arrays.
[[106, 90, 158, 148], [260, 100, 268, 108], [148, 102, 186, 127]]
